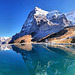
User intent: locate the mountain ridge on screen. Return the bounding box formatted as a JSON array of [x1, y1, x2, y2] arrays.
[[1, 7, 75, 44], [0, 37, 9, 44]]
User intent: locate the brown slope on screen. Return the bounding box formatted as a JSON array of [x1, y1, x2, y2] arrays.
[[38, 26, 75, 43], [10, 35, 32, 44]]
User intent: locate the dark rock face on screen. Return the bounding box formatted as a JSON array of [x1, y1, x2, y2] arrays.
[[71, 38, 75, 43], [9, 33, 21, 43]]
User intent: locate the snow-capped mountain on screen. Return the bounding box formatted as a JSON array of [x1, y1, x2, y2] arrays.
[[21, 7, 49, 33], [65, 9, 75, 21], [0, 37, 9, 43], [65, 9, 75, 25], [9, 7, 73, 43]]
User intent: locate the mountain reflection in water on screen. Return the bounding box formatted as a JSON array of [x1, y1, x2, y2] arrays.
[[0, 44, 75, 75]]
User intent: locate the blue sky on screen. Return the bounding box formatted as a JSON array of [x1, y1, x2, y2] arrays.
[[0, 0, 75, 37]]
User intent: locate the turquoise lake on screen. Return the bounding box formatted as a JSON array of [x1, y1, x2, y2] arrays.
[[0, 44, 75, 75]]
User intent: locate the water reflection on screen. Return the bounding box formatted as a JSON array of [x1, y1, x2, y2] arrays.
[[14, 44, 32, 51], [11, 44, 75, 75], [0, 44, 75, 75]]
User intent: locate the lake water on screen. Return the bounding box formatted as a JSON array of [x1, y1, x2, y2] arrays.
[[0, 44, 75, 75]]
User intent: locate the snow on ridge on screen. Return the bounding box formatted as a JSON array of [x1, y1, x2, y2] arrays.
[[47, 10, 63, 20], [34, 7, 48, 16], [0, 37, 9, 42], [65, 9, 75, 21], [22, 7, 49, 32]]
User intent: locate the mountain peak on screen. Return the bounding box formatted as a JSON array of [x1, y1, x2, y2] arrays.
[[34, 7, 48, 16], [35, 7, 40, 10], [34, 7, 44, 12]]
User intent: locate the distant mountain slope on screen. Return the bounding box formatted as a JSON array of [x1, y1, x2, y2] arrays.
[[0, 37, 9, 44], [9, 7, 73, 43], [65, 9, 75, 25], [65, 9, 75, 21]]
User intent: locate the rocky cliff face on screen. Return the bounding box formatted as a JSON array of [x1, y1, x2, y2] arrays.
[[9, 7, 73, 43]]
